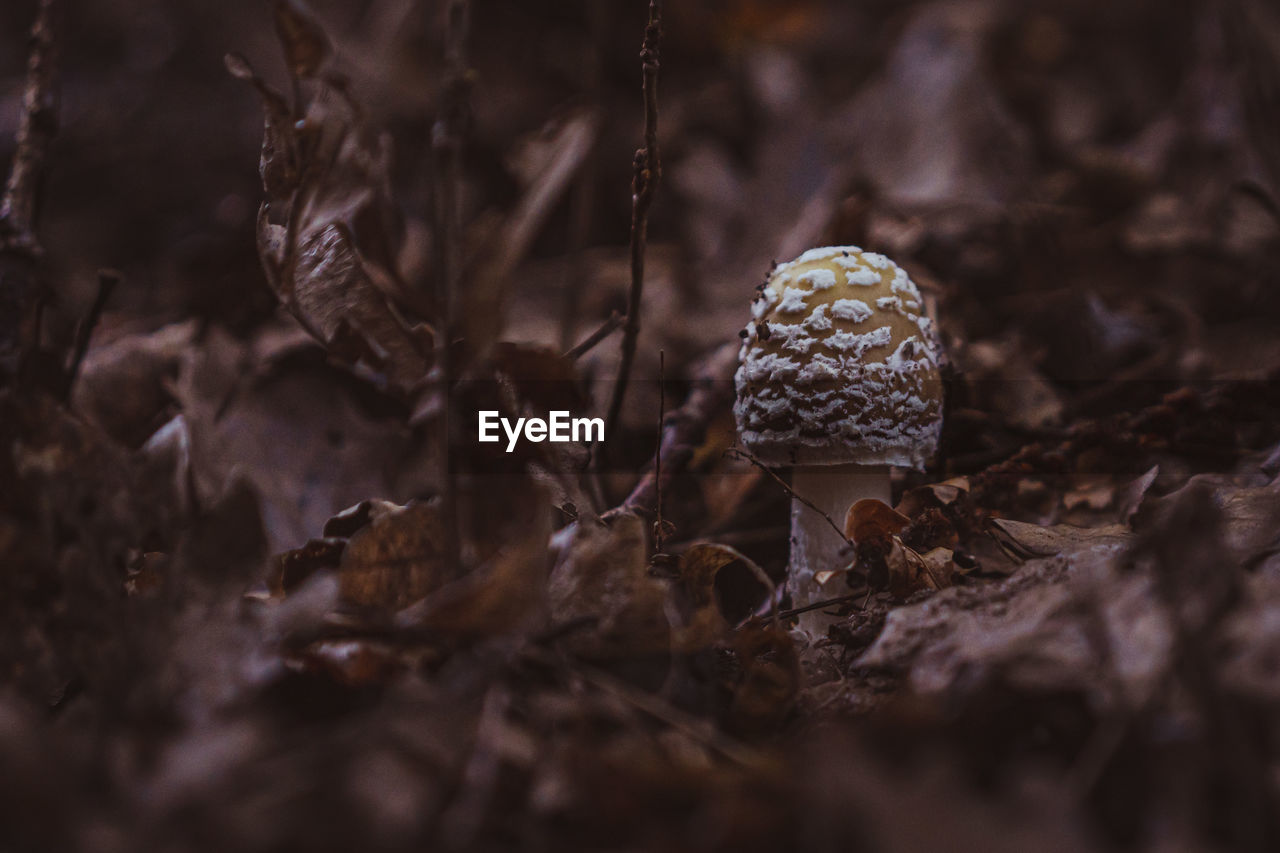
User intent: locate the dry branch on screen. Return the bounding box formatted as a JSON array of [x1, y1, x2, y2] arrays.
[[431, 0, 472, 573], [602, 0, 663, 444]]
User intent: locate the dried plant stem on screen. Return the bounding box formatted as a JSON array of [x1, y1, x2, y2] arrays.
[[654, 349, 666, 549], [563, 309, 623, 360], [602, 0, 662, 445], [0, 0, 59, 381], [432, 0, 471, 574]]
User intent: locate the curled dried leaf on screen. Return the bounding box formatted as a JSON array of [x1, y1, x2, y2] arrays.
[[273, 0, 331, 80], [549, 514, 670, 660], [726, 622, 798, 737], [339, 500, 448, 609], [672, 542, 773, 651], [270, 537, 345, 596], [844, 498, 910, 546], [237, 19, 434, 395]]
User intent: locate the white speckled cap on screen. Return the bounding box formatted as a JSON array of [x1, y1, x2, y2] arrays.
[[734, 246, 944, 470]]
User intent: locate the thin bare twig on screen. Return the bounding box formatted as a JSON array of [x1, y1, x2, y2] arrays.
[[431, 0, 471, 574], [724, 447, 853, 548], [602, 0, 662, 444], [775, 591, 869, 622], [654, 349, 667, 550], [563, 309, 624, 360]]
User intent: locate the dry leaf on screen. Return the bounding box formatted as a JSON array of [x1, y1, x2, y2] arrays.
[[726, 622, 798, 737], [548, 514, 670, 661], [671, 542, 772, 651], [232, 46, 434, 394], [338, 500, 448, 609], [398, 528, 548, 640], [844, 498, 910, 545], [273, 0, 331, 79]]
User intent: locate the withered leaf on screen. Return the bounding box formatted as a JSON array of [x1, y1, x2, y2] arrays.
[[396, 528, 548, 640], [548, 514, 670, 660], [71, 320, 197, 448], [672, 542, 772, 651], [224, 53, 298, 199], [339, 500, 448, 609], [886, 541, 959, 598], [238, 21, 434, 395], [271, 537, 345, 596], [988, 519, 1129, 560], [895, 477, 970, 519], [845, 498, 910, 545], [726, 623, 798, 737], [273, 0, 331, 80]]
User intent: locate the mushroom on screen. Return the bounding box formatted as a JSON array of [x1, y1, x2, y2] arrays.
[[733, 246, 944, 635]]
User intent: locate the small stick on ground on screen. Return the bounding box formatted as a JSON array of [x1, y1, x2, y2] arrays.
[[775, 591, 869, 622], [602, 0, 662, 447], [431, 0, 471, 575]]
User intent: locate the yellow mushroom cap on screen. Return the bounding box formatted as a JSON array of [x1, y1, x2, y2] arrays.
[[733, 246, 944, 470]]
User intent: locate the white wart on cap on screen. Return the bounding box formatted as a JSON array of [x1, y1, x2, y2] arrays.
[[734, 246, 943, 470]]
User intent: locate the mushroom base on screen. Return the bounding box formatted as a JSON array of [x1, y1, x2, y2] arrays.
[[789, 464, 891, 638]]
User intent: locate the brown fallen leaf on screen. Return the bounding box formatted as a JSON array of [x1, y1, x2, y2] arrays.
[[273, 0, 330, 80], [895, 476, 970, 519], [988, 518, 1130, 560], [71, 320, 198, 448], [231, 32, 434, 393], [885, 540, 962, 598], [844, 499, 910, 545], [396, 526, 549, 641], [548, 514, 671, 661], [338, 500, 449, 610], [725, 622, 798, 737], [270, 537, 344, 596], [671, 542, 773, 651]]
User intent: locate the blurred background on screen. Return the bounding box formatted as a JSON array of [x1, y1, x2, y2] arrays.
[[5, 0, 1275, 355], [4, 2, 1280, 850]]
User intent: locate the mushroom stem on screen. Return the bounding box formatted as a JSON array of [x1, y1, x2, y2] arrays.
[[789, 463, 890, 636]]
